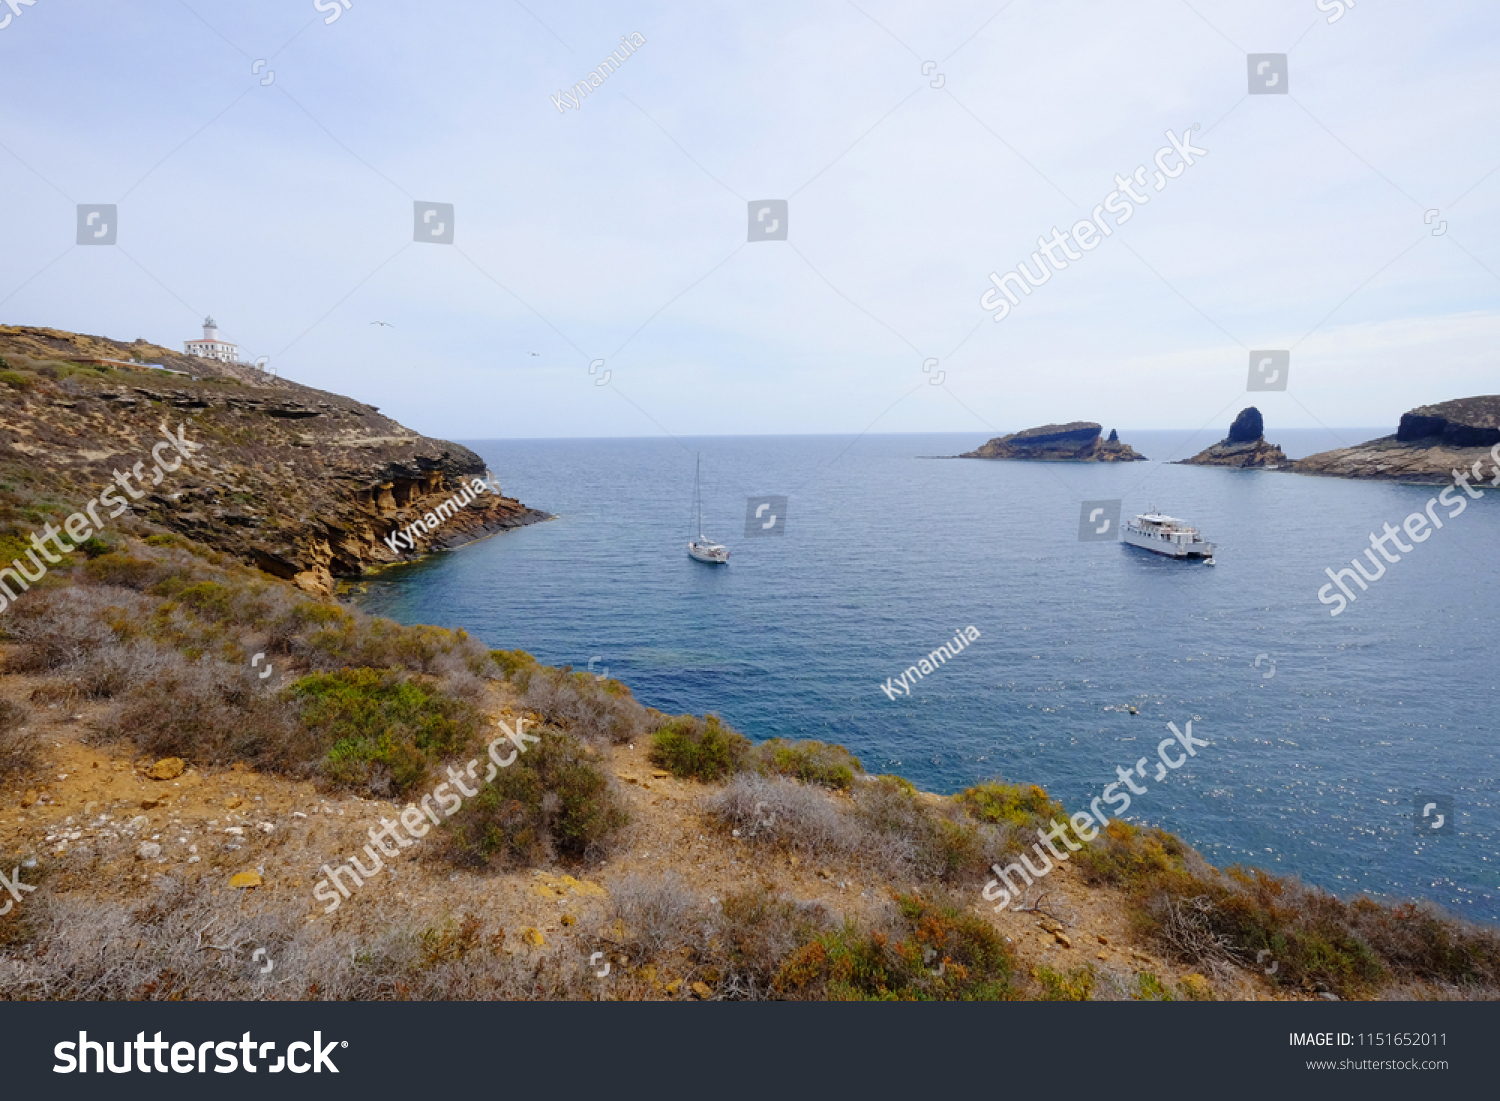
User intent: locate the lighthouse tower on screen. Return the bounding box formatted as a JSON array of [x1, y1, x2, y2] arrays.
[[184, 316, 240, 364]]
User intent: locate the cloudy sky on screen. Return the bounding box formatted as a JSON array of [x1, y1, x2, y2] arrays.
[[2, 0, 1497, 440]]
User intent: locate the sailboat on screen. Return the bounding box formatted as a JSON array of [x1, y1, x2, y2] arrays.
[[687, 454, 730, 564]]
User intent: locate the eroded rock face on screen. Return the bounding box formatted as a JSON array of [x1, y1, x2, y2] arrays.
[[1295, 396, 1500, 483], [1227, 407, 1264, 444], [959, 421, 1147, 462], [0, 326, 551, 594], [1395, 397, 1500, 448], [1179, 407, 1285, 468]]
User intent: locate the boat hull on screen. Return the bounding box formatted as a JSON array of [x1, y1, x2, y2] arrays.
[[1121, 529, 1216, 558], [688, 542, 730, 564]]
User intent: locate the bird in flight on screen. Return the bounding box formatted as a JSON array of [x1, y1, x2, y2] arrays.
[[371, 321, 394, 328], [529, 351, 540, 356]]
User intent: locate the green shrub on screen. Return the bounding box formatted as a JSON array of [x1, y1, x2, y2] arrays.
[[1133, 972, 1176, 1001], [490, 649, 537, 680], [443, 729, 627, 868], [750, 738, 863, 790], [649, 714, 750, 781], [77, 536, 111, 558], [0, 370, 33, 391], [290, 667, 481, 794], [772, 893, 1018, 1001], [1035, 963, 1096, 1001], [1072, 819, 1194, 893], [958, 780, 1064, 828]]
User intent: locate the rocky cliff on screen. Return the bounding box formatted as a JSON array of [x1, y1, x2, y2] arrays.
[[1292, 395, 1500, 484], [0, 325, 549, 593], [959, 421, 1146, 462], [1178, 407, 1287, 468]]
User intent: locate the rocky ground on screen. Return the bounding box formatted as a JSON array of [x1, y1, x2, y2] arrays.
[[0, 647, 1275, 1002]]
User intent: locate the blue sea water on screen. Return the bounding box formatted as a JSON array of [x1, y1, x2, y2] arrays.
[[352, 430, 1500, 922]]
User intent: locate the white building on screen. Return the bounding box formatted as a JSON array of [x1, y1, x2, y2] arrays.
[[184, 316, 239, 363]]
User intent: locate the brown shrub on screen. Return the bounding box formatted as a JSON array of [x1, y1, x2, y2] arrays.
[[0, 698, 39, 785]]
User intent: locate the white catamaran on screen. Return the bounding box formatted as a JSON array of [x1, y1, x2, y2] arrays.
[[1121, 509, 1217, 561], [687, 454, 730, 564]]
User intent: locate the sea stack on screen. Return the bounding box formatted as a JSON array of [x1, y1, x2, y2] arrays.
[[959, 422, 1146, 462], [1178, 407, 1286, 468]]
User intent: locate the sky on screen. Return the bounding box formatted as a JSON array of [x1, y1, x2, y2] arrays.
[[2, 0, 1498, 441]]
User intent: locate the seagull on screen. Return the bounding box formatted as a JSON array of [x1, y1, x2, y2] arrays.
[[371, 322, 394, 328], [529, 351, 540, 356]]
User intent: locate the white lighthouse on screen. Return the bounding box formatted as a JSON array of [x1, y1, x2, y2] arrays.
[[184, 316, 240, 363]]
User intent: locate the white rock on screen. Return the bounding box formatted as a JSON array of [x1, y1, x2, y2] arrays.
[[126, 816, 149, 833], [137, 842, 162, 860]]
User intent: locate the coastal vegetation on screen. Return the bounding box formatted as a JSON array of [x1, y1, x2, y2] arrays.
[[4, 325, 1498, 1003]]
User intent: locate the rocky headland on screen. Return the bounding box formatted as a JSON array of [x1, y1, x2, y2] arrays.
[[1177, 407, 1286, 469], [959, 422, 1146, 462], [1292, 395, 1500, 484], [0, 325, 550, 593]]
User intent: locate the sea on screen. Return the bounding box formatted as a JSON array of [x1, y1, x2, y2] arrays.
[[351, 430, 1500, 923]]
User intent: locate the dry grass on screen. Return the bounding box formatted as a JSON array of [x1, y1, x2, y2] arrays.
[[0, 698, 38, 787]]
